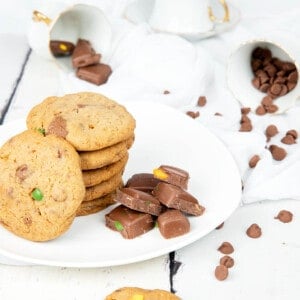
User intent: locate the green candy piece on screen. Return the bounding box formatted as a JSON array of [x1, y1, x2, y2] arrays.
[[37, 127, 45, 136], [114, 221, 124, 231], [31, 188, 44, 201]]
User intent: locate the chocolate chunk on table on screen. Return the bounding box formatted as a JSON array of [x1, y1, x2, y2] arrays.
[[114, 187, 164, 216], [50, 40, 75, 57], [153, 182, 205, 216], [105, 205, 154, 239], [125, 173, 161, 194], [72, 39, 101, 68], [153, 165, 189, 189], [76, 63, 112, 85], [157, 209, 190, 239]]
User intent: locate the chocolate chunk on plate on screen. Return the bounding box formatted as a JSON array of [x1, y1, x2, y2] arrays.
[[157, 209, 190, 239], [153, 182, 205, 216], [125, 173, 161, 194], [114, 188, 164, 216], [105, 205, 154, 239], [72, 39, 100, 68], [153, 165, 189, 189], [76, 63, 112, 85]]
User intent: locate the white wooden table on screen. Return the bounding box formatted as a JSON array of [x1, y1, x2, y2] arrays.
[[0, 1, 300, 299]]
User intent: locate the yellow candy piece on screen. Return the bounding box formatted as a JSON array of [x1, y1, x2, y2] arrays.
[[130, 294, 144, 300], [59, 43, 68, 51], [153, 168, 168, 180]]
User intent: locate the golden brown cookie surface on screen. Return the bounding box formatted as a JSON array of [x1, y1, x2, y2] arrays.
[[82, 153, 128, 187], [26, 92, 136, 151], [0, 130, 85, 241]]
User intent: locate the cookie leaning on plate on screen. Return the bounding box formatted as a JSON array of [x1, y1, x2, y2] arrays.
[[26, 92, 136, 151], [0, 130, 85, 241]]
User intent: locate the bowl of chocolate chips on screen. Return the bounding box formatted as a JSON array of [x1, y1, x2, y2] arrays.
[[227, 34, 300, 114]]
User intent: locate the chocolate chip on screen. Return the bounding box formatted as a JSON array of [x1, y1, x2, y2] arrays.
[[239, 122, 253, 132], [215, 222, 224, 230], [269, 145, 287, 161], [265, 104, 278, 113], [279, 84, 288, 96], [219, 256, 234, 268], [261, 95, 273, 106], [259, 83, 270, 93], [218, 242, 234, 254], [163, 90, 170, 94], [249, 155, 260, 168], [47, 116, 68, 138], [255, 105, 266, 116], [265, 124, 279, 138], [197, 96, 207, 107], [214, 265, 229, 281], [275, 210, 293, 223], [246, 223, 262, 238], [286, 129, 298, 139], [264, 64, 277, 77], [252, 77, 261, 89], [281, 135, 296, 145], [186, 111, 200, 119], [241, 107, 251, 115], [282, 62, 296, 72], [287, 82, 296, 91], [214, 112, 223, 116], [288, 71, 298, 83]]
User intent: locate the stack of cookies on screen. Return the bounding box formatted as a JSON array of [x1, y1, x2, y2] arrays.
[[26, 92, 136, 217]]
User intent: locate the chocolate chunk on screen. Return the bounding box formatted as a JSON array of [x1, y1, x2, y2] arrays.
[[220, 255, 234, 268], [265, 124, 278, 139], [125, 173, 161, 193], [105, 205, 154, 239], [49, 40, 75, 57], [153, 182, 205, 216], [153, 165, 189, 189], [114, 188, 163, 216], [246, 223, 262, 238], [217, 242, 234, 254], [157, 209, 190, 239], [269, 145, 287, 161], [249, 155, 260, 168], [72, 39, 101, 68], [214, 265, 229, 281], [186, 111, 200, 119], [76, 63, 112, 85], [47, 116, 68, 138], [16, 164, 29, 181], [197, 96, 207, 107], [275, 210, 293, 223]]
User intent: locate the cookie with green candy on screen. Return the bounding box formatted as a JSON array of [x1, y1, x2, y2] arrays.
[[0, 130, 85, 241]]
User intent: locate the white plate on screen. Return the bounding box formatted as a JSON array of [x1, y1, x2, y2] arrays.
[[124, 0, 240, 42], [0, 102, 241, 267]]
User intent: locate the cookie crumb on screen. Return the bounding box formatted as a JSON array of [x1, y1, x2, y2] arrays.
[[220, 255, 234, 268], [246, 223, 262, 238], [197, 96, 207, 107], [249, 155, 260, 168], [214, 265, 229, 281], [275, 210, 293, 223], [218, 242, 234, 254]]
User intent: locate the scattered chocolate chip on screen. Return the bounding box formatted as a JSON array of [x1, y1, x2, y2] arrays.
[[249, 155, 260, 168], [281, 135, 296, 145], [214, 112, 222, 116], [218, 242, 234, 254], [214, 265, 229, 281], [186, 111, 200, 119], [239, 122, 253, 132], [269, 145, 287, 161], [275, 210, 293, 223], [246, 223, 262, 238], [265, 124, 279, 139], [163, 90, 170, 94], [197, 96, 207, 107], [216, 222, 224, 230], [220, 256, 234, 268], [286, 129, 298, 139], [255, 105, 266, 116], [241, 107, 251, 115]]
